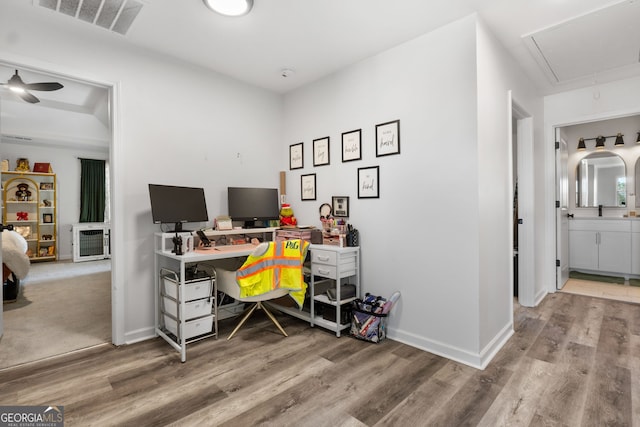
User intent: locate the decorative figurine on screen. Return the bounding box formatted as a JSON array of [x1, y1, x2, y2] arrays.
[[15, 183, 31, 201], [15, 158, 30, 172], [279, 203, 297, 227]]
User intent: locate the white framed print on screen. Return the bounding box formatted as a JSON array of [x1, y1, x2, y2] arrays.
[[358, 166, 379, 199], [341, 129, 362, 162], [375, 120, 400, 157], [289, 142, 303, 170], [301, 173, 317, 201], [332, 196, 350, 217], [313, 137, 330, 166]]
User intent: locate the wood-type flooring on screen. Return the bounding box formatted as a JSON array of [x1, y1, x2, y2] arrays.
[[0, 292, 638, 426]]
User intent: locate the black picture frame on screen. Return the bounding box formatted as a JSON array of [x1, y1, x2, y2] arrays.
[[313, 137, 330, 166], [43, 213, 53, 223], [358, 166, 380, 199], [341, 129, 362, 162], [332, 196, 350, 217], [301, 173, 317, 201], [289, 142, 304, 170], [375, 119, 400, 157]]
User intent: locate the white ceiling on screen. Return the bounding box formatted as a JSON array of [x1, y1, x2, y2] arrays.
[[1, 0, 640, 144]]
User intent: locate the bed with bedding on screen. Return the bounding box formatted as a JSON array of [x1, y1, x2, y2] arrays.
[[2, 230, 30, 302]]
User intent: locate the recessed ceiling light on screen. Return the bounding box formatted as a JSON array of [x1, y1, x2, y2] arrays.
[[203, 0, 253, 17]]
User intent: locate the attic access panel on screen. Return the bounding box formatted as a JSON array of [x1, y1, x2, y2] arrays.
[[38, 0, 143, 35], [523, 0, 640, 84]]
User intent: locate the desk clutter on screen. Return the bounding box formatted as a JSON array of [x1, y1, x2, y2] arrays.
[[350, 291, 400, 343]]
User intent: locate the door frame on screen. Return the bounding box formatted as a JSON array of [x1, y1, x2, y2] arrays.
[[555, 131, 570, 289], [510, 93, 535, 307], [0, 53, 124, 345]]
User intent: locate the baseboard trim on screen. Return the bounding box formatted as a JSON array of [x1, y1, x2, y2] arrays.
[[124, 327, 156, 345], [387, 322, 513, 370]]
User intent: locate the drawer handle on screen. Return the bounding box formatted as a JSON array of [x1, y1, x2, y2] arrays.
[[318, 256, 330, 262], [318, 268, 331, 275]]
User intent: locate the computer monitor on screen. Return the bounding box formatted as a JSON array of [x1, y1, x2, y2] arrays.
[[227, 187, 280, 228], [148, 184, 209, 232]]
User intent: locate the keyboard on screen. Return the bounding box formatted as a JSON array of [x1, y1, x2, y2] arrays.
[[214, 244, 256, 252]]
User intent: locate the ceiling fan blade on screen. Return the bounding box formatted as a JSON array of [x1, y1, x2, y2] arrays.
[[18, 90, 40, 104], [23, 82, 64, 91]]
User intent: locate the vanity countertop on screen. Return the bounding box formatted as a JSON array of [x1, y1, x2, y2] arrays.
[[570, 216, 640, 220]]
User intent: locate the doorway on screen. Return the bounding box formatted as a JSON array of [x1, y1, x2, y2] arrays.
[[554, 114, 640, 303], [511, 95, 535, 307], [0, 60, 118, 367]]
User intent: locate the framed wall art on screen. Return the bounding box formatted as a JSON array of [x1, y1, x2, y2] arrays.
[[341, 129, 362, 162], [332, 196, 350, 217], [289, 142, 304, 170], [375, 119, 400, 157], [43, 213, 53, 223], [313, 137, 330, 166], [301, 173, 317, 201], [358, 166, 379, 199]]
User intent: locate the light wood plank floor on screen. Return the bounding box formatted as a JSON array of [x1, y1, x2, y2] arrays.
[[0, 292, 638, 426]]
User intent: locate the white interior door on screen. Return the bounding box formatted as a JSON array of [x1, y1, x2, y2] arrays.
[[513, 100, 535, 307], [556, 130, 570, 289]]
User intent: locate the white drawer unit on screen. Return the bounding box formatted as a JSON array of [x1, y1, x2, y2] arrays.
[[162, 296, 212, 320], [162, 275, 212, 301], [163, 314, 214, 340], [157, 267, 217, 361], [310, 245, 360, 337]]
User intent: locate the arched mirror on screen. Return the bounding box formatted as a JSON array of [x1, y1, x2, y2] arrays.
[[576, 151, 626, 207]]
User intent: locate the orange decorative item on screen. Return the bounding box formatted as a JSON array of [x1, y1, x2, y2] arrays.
[[279, 203, 297, 227]]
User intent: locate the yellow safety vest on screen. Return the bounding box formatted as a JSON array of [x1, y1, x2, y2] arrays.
[[236, 239, 309, 308]]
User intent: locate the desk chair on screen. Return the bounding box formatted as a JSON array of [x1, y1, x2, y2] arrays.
[[216, 266, 290, 339], [216, 240, 309, 340]]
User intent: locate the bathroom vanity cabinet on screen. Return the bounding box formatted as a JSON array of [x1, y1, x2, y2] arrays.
[[569, 218, 633, 275]]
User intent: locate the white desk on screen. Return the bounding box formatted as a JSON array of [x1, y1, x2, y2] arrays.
[[154, 228, 276, 362], [154, 230, 360, 360]]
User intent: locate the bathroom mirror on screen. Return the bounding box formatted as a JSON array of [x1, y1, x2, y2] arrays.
[[576, 151, 626, 207]]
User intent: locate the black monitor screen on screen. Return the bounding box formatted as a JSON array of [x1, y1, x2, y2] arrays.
[[228, 187, 279, 227], [148, 184, 209, 232]]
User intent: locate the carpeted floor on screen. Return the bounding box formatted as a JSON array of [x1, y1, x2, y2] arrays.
[[1, 260, 111, 369]]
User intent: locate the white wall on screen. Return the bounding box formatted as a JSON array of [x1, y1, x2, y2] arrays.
[[0, 140, 109, 260], [0, 2, 284, 344], [283, 14, 540, 367], [1, 2, 546, 368], [475, 20, 543, 358]]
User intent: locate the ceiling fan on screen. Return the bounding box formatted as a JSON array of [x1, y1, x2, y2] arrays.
[[2, 70, 64, 104]]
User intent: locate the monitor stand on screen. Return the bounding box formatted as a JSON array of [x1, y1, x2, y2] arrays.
[[168, 222, 190, 233], [242, 220, 257, 229]]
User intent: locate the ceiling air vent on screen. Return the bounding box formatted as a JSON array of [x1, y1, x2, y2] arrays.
[[38, 0, 143, 35]]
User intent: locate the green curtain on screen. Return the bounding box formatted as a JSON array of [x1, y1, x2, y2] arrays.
[[79, 158, 106, 223]]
